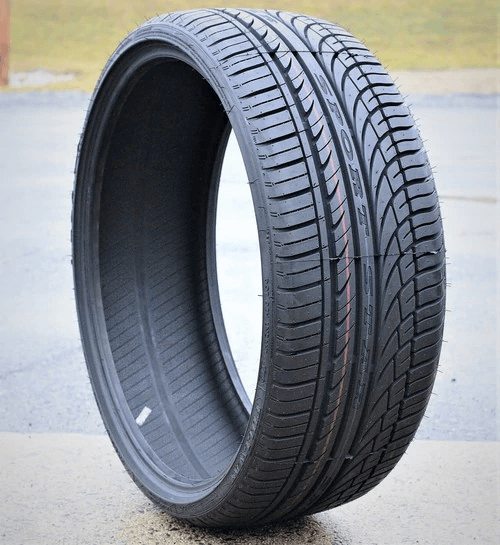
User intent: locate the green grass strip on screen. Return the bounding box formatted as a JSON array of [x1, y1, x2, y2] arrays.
[[7, 0, 499, 91]]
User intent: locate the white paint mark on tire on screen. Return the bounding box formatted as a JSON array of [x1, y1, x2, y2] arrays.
[[136, 406, 152, 426]]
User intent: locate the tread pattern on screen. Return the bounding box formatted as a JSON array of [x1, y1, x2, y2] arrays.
[[75, 7, 445, 528], [157, 9, 444, 525]]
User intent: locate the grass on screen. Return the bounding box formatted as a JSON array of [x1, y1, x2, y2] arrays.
[[6, 0, 499, 91]]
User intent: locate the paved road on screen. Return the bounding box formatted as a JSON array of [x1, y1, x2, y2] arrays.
[[0, 89, 498, 545], [0, 91, 497, 440]]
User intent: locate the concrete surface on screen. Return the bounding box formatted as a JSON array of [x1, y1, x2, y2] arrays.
[[1, 433, 498, 545], [0, 69, 498, 544]]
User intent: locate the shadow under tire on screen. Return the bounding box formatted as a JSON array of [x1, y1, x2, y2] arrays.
[[72, 8, 446, 527]]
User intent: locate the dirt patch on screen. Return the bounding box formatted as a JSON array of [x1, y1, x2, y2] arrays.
[[4, 68, 499, 94], [8, 69, 76, 88], [119, 509, 340, 545]]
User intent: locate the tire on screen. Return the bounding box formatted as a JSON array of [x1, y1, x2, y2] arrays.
[[72, 8, 446, 527]]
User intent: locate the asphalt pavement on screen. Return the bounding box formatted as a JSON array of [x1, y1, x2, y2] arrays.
[[0, 72, 498, 544]]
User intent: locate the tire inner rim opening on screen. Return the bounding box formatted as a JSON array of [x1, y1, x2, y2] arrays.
[[97, 58, 261, 485], [217, 131, 263, 403]]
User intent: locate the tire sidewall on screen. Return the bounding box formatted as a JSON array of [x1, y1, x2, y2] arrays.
[[74, 19, 275, 518]]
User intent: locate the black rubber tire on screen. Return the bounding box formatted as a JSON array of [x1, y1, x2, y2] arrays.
[[73, 8, 446, 527]]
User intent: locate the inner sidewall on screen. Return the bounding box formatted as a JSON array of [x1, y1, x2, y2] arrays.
[[97, 58, 250, 485]]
